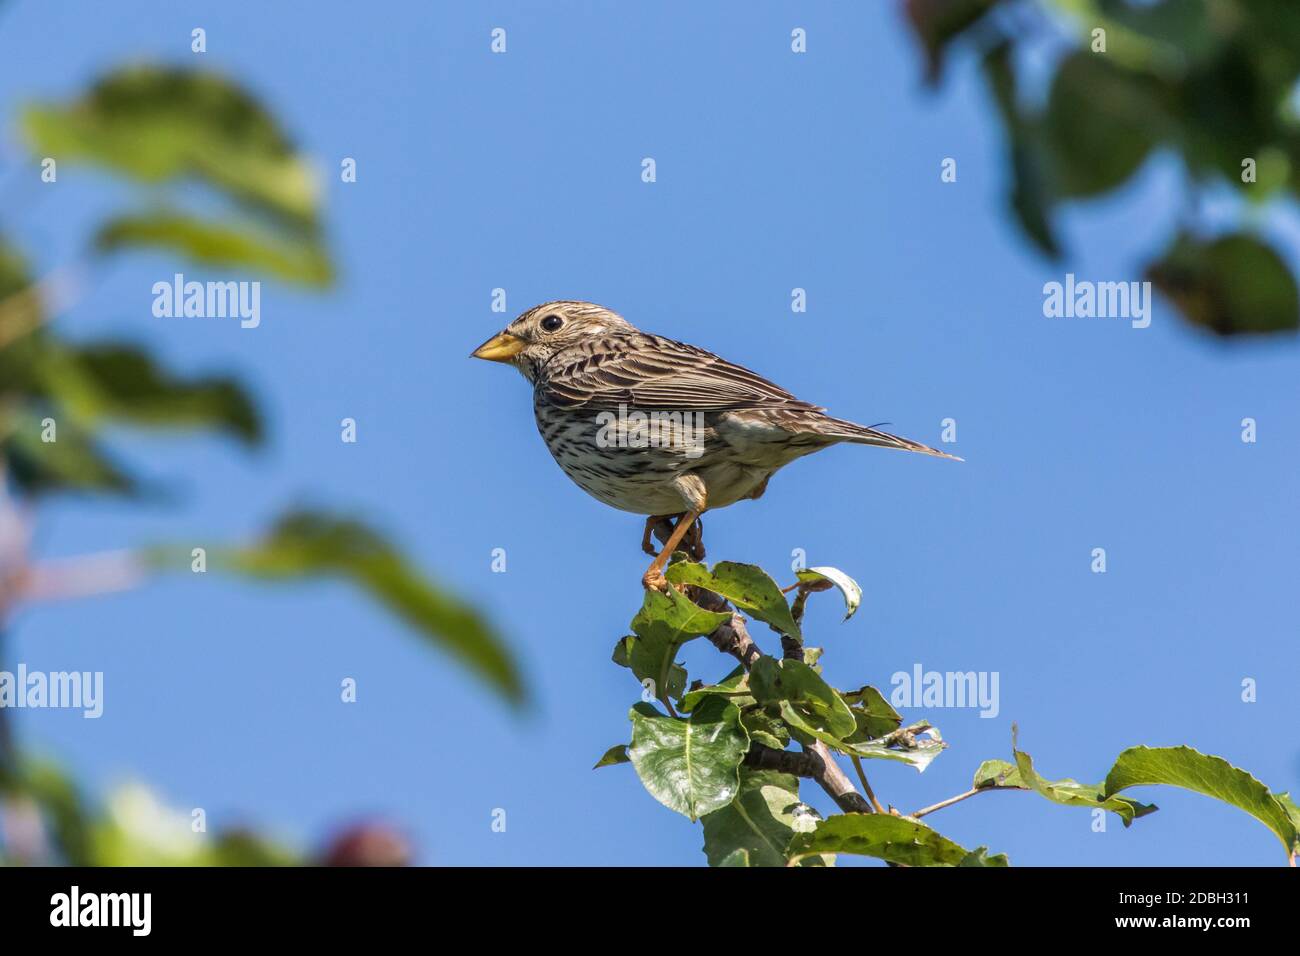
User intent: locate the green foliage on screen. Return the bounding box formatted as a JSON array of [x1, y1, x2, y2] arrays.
[[788, 813, 1007, 867], [602, 557, 1298, 866], [1008, 733, 1156, 825], [666, 560, 801, 638], [628, 698, 750, 821], [20, 65, 331, 285], [147, 509, 525, 705], [1103, 746, 1299, 854], [1146, 231, 1299, 335], [1, 757, 298, 866], [616, 586, 730, 704], [701, 770, 829, 867], [96, 212, 333, 286], [22, 66, 319, 223], [911, 0, 1300, 335], [794, 566, 862, 621]]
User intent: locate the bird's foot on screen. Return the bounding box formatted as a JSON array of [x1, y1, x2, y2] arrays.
[[641, 568, 672, 593], [641, 515, 676, 557], [682, 515, 706, 562]]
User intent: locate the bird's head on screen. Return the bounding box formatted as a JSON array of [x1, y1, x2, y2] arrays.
[[471, 300, 633, 381]]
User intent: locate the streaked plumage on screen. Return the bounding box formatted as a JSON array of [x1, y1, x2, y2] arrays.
[[472, 300, 958, 522]]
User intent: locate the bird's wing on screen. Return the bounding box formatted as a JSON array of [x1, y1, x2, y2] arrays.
[[538, 333, 822, 412]]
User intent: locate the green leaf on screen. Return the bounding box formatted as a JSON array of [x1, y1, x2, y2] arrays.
[[22, 66, 320, 223], [843, 685, 904, 741], [3, 410, 137, 497], [750, 656, 857, 741], [794, 566, 862, 621], [716, 848, 751, 867], [1147, 231, 1299, 336], [151, 509, 525, 704], [904, 0, 1002, 84], [624, 586, 729, 703], [1012, 733, 1156, 826], [0, 756, 94, 865], [982, 42, 1060, 256], [787, 813, 1008, 867], [627, 698, 750, 821], [33, 339, 261, 445], [701, 769, 830, 867], [739, 707, 791, 751], [1103, 745, 1299, 855], [96, 213, 333, 287], [973, 758, 1022, 789], [846, 723, 948, 773], [593, 745, 630, 769], [679, 665, 749, 713], [666, 560, 801, 639], [1044, 51, 1164, 197]]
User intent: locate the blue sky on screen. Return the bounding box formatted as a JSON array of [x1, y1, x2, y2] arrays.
[[2, 1, 1297, 866]]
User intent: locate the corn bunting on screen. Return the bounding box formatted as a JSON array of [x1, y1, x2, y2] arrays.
[[472, 301, 958, 590]]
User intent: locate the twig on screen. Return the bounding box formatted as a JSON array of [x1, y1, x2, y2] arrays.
[[850, 754, 887, 814], [910, 786, 1007, 820], [15, 551, 146, 604]]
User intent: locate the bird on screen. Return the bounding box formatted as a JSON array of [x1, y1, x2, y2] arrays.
[[471, 300, 959, 591]]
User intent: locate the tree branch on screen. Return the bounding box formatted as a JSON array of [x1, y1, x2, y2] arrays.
[[686, 583, 875, 814], [910, 786, 1009, 820]]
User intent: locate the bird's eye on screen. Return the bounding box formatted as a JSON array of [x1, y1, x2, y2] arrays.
[[540, 314, 564, 333]]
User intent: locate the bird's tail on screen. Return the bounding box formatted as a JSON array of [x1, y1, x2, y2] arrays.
[[820, 416, 963, 462]]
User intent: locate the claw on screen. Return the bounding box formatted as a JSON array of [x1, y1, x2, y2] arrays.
[[642, 568, 671, 593]]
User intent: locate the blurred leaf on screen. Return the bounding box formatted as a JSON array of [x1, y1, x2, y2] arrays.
[[666, 560, 801, 639], [982, 43, 1060, 256], [0, 756, 94, 865], [701, 769, 830, 867], [906, 0, 1003, 83], [787, 813, 1008, 867], [794, 566, 861, 621], [150, 510, 525, 704], [1045, 52, 1165, 197], [593, 745, 630, 769], [33, 339, 261, 444], [627, 698, 749, 821], [1147, 231, 1298, 335], [1012, 731, 1156, 826], [716, 848, 750, 866], [1103, 745, 1298, 855], [4, 409, 137, 497], [679, 665, 749, 713], [96, 213, 333, 287], [88, 783, 298, 866], [22, 66, 320, 223], [973, 758, 1022, 789]]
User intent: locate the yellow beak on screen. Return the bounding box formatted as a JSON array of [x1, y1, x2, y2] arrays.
[[470, 331, 526, 363]]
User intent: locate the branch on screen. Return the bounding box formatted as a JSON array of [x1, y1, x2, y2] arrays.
[[688, 584, 875, 814], [16, 551, 146, 604], [910, 786, 1008, 820]]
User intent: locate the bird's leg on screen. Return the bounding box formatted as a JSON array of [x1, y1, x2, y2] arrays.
[[682, 514, 705, 562], [641, 515, 677, 557], [642, 510, 701, 592]]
